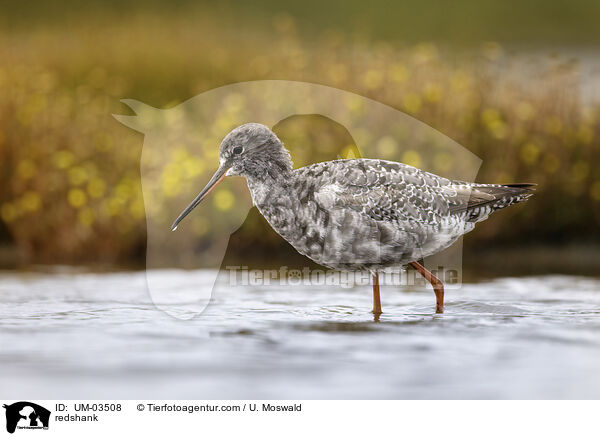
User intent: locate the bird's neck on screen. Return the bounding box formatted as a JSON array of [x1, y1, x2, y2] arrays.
[[245, 164, 295, 209], [244, 166, 300, 246]]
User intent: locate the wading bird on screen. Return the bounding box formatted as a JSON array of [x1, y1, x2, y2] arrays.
[[172, 123, 534, 317]]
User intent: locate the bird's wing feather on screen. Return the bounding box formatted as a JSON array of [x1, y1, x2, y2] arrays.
[[305, 159, 455, 227], [304, 159, 533, 221]]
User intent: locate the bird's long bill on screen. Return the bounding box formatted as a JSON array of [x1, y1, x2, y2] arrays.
[[171, 164, 230, 231]]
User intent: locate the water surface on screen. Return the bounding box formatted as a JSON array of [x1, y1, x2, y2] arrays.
[[1, 271, 599, 399]]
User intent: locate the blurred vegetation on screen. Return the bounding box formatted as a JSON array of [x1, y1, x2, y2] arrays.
[[0, 1, 599, 268]]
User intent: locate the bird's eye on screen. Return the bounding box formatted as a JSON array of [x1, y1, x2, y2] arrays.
[[232, 146, 243, 155]]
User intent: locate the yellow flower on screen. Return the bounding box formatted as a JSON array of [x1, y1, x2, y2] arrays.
[[520, 143, 540, 165], [68, 166, 88, 186], [87, 178, 106, 198], [129, 198, 145, 220], [481, 108, 500, 125], [402, 94, 422, 114], [402, 150, 422, 168], [413, 42, 438, 64], [338, 145, 358, 159], [0, 203, 18, 222], [214, 189, 234, 211], [21, 191, 41, 212], [363, 69, 384, 89], [68, 189, 87, 208], [482, 109, 507, 139], [376, 136, 397, 159], [424, 83, 443, 103], [53, 150, 75, 169], [183, 158, 205, 179]]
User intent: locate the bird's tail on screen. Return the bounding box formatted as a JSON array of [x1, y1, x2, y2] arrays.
[[456, 183, 536, 223], [483, 183, 536, 208]]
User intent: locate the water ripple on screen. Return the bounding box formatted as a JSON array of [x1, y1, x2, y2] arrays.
[[0, 271, 599, 398]]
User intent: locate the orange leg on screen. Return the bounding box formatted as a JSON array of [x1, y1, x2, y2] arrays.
[[372, 272, 382, 319], [410, 261, 444, 314]]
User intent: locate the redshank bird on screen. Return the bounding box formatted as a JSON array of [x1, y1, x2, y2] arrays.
[[172, 123, 534, 316]]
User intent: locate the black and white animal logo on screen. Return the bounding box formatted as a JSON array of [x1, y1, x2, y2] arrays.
[[3, 402, 50, 434]]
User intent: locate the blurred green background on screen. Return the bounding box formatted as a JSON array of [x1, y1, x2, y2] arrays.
[[0, 0, 599, 274]]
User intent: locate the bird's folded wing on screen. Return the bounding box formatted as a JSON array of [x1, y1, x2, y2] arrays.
[[310, 159, 455, 226]]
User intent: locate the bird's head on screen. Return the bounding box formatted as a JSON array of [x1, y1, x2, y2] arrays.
[[219, 123, 292, 178], [171, 123, 292, 231]]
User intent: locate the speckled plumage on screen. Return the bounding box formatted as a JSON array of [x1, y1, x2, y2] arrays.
[[174, 123, 534, 273], [248, 157, 533, 271]]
